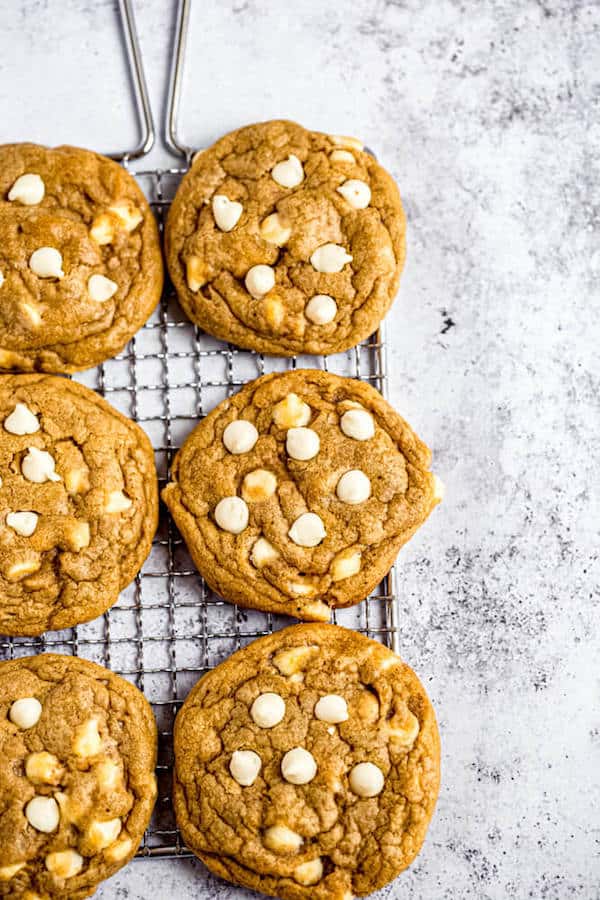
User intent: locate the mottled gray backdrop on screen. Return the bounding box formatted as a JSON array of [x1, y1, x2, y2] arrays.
[[0, 0, 598, 897]]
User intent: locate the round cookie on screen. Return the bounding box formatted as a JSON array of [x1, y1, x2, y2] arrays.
[[0, 653, 157, 899], [174, 623, 440, 900], [162, 369, 442, 621], [165, 120, 405, 355], [0, 374, 158, 635], [0, 143, 163, 373]]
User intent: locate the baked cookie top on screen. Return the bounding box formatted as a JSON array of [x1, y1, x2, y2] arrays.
[[0, 653, 157, 900], [174, 624, 440, 900], [0, 143, 163, 373], [0, 375, 158, 636], [165, 120, 405, 355], [162, 370, 441, 621]]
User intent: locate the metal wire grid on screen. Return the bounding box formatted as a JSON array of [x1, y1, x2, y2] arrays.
[[0, 0, 401, 860]]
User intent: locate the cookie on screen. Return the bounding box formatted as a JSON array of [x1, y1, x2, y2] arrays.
[[0, 653, 157, 899], [162, 369, 441, 621], [0, 143, 163, 373], [0, 374, 158, 635], [165, 120, 405, 355], [174, 623, 440, 900]]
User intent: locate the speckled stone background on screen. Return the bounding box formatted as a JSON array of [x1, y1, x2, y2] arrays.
[[1, 0, 599, 898]]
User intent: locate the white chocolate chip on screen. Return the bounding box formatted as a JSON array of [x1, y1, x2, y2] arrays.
[[29, 247, 64, 279], [271, 154, 304, 188], [242, 469, 277, 502], [330, 135, 364, 151], [288, 581, 315, 596], [94, 759, 121, 791], [273, 644, 319, 675], [0, 862, 25, 880], [349, 761, 385, 797], [230, 749, 262, 786], [6, 556, 41, 581], [214, 496, 249, 533], [272, 393, 311, 429], [433, 474, 445, 501], [286, 427, 320, 461], [222, 420, 259, 454], [104, 490, 132, 513], [21, 302, 42, 327], [6, 511, 38, 537], [4, 403, 40, 435], [250, 536, 279, 568], [336, 470, 371, 504], [65, 520, 90, 552], [103, 835, 132, 862], [65, 467, 89, 494], [245, 264, 275, 298], [330, 549, 362, 581], [388, 710, 420, 752], [212, 194, 243, 232], [336, 179, 371, 209], [294, 858, 323, 886], [281, 747, 317, 785], [264, 295, 284, 328], [330, 149, 355, 164], [288, 512, 326, 547], [340, 408, 374, 441], [21, 447, 60, 484], [305, 294, 337, 325], [310, 243, 352, 273], [90, 213, 114, 245], [25, 751, 64, 785], [314, 694, 348, 724], [86, 818, 122, 851], [259, 212, 291, 246], [109, 201, 143, 232], [9, 696, 42, 729], [45, 849, 83, 879], [88, 273, 118, 302], [263, 824, 303, 854], [72, 718, 102, 758], [8, 173, 45, 205], [25, 796, 59, 833], [301, 600, 331, 622], [0, 271, 4, 289], [186, 256, 208, 292], [251, 692, 285, 728]]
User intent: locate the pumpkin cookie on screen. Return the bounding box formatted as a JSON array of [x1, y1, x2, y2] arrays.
[[174, 623, 440, 900], [0, 143, 163, 373], [0, 653, 157, 899], [162, 369, 441, 621], [0, 374, 158, 635], [165, 120, 405, 355]]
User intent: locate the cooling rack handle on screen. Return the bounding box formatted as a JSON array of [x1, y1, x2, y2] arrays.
[[109, 0, 155, 162], [165, 0, 194, 162]]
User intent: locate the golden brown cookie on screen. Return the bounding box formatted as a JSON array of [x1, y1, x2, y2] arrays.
[[165, 120, 405, 355], [174, 623, 440, 900], [0, 374, 158, 636], [162, 369, 441, 621], [0, 653, 157, 899], [0, 143, 163, 373]]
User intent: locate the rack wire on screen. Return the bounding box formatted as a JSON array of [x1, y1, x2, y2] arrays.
[[0, 0, 400, 860]]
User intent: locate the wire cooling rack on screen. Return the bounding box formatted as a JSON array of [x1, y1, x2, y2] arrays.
[[0, 0, 401, 859]]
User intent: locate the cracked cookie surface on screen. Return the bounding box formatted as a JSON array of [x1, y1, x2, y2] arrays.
[[174, 624, 440, 900], [0, 143, 163, 373], [0, 374, 158, 635], [162, 370, 440, 621], [165, 120, 405, 355], [0, 653, 157, 899]]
